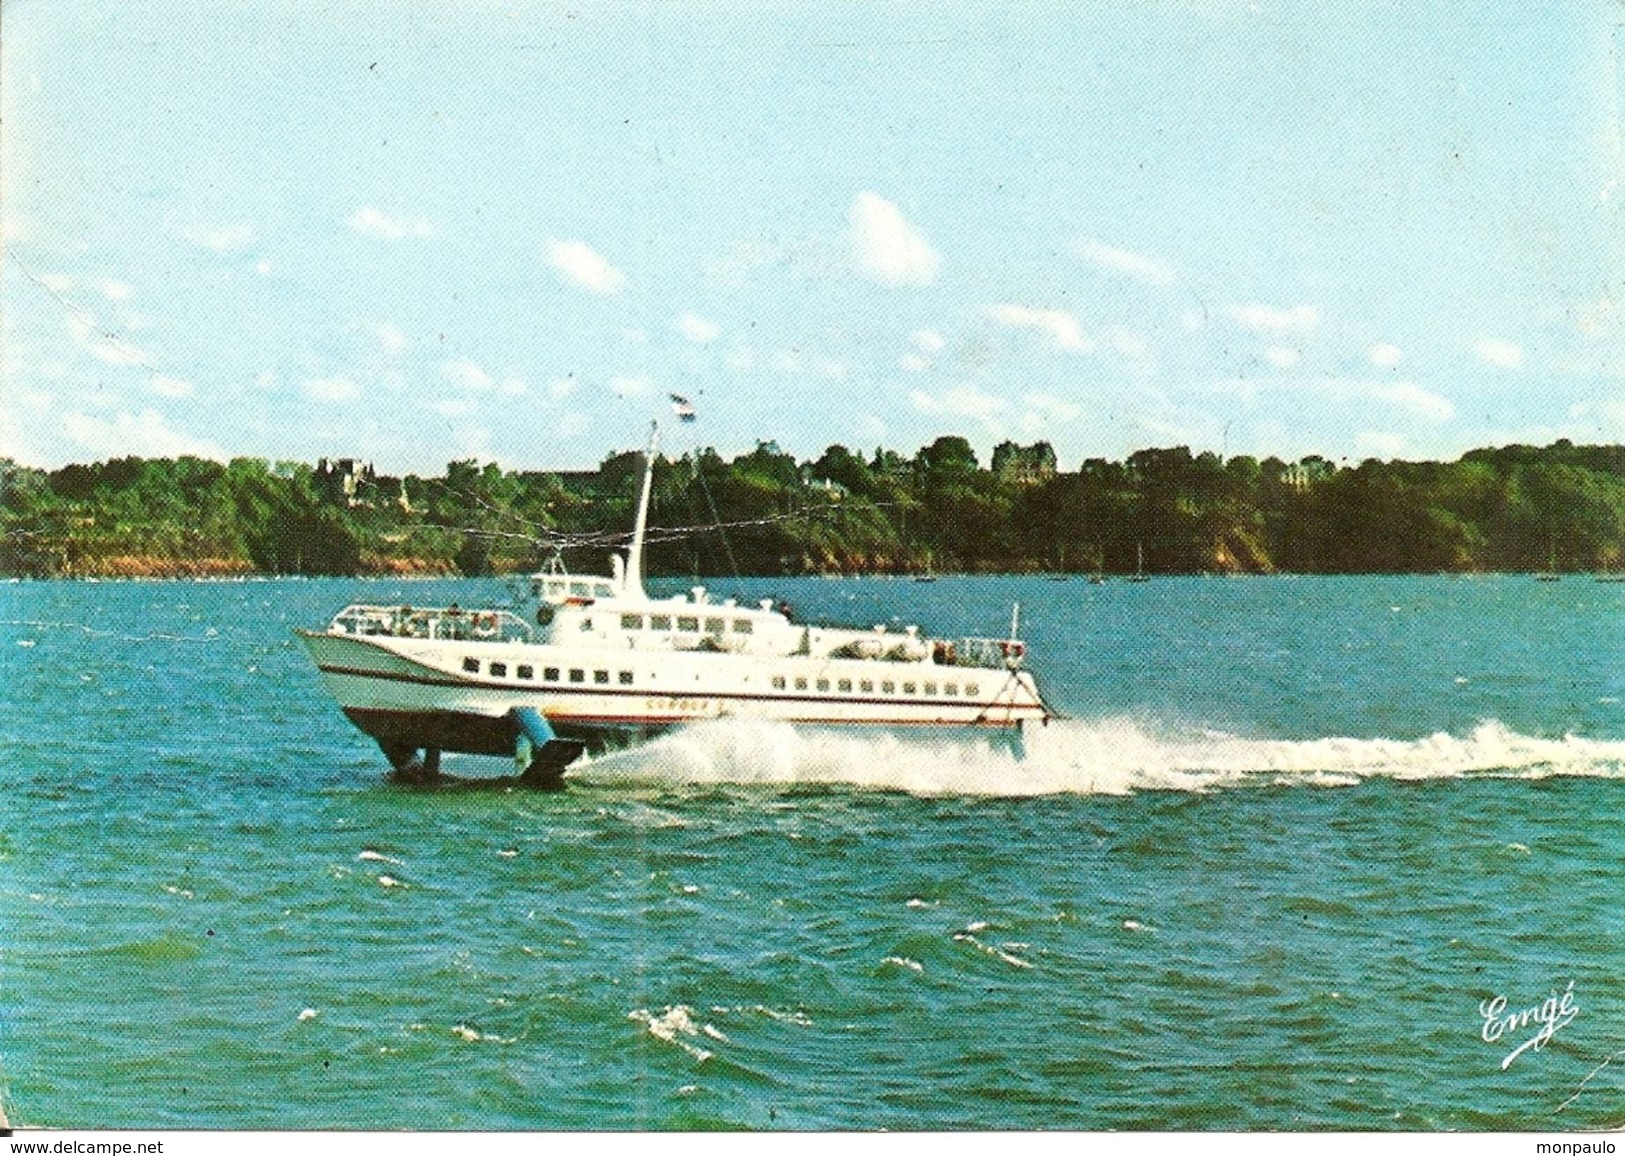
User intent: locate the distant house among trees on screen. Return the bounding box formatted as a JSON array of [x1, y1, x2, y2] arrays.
[[991, 441, 1058, 486], [315, 458, 377, 507]]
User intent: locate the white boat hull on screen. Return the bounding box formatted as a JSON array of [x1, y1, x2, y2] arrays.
[[298, 628, 1046, 771]]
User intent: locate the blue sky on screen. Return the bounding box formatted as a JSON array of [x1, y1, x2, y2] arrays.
[[2, 0, 1621, 473]]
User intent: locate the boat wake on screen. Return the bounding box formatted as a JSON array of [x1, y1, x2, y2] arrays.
[[574, 717, 1625, 796]]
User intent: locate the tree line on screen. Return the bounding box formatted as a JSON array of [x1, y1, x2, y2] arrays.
[[1, 437, 1621, 578]]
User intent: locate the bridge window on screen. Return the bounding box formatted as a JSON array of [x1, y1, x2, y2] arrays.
[[544, 667, 560, 682], [650, 615, 671, 631], [732, 619, 753, 634], [882, 680, 895, 694], [903, 681, 917, 695], [944, 683, 958, 696], [772, 676, 786, 689], [816, 679, 830, 692], [594, 670, 610, 685], [705, 617, 724, 633], [491, 663, 508, 678], [517, 665, 534, 680], [569, 669, 585, 684], [837, 679, 852, 693], [967, 683, 981, 696], [860, 680, 873, 693], [462, 657, 479, 673], [621, 614, 644, 630], [923, 681, 937, 696], [677, 616, 699, 632], [579, 617, 594, 631], [794, 677, 808, 690], [618, 670, 634, 685]]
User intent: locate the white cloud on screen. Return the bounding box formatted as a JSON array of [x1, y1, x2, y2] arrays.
[[432, 398, 476, 419], [1263, 346, 1301, 369], [303, 375, 362, 403], [848, 192, 941, 286], [773, 351, 802, 374], [450, 424, 493, 460], [1474, 337, 1525, 369], [1226, 303, 1321, 336], [99, 280, 133, 303], [676, 313, 720, 344], [1368, 343, 1403, 369], [910, 384, 1006, 421], [255, 260, 274, 277], [1575, 297, 1621, 339], [1355, 431, 1407, 458], [40, 273, 73, 293], [1372, 381, 1453, 422], [547, 239, 625, 296], [1179, 309, 1208, 332], [347, 207, 432, 241], [902, 329, 945, 371], [499, 376, 527, 397], [184, 223, 255, 253], [149, 374, 194, 399], [726, 347, 756, 372], [443, 359, 494, 392], [817, 358, 849, 381], [66, 314, 148, 367], [61, 409, 224, 460], [1022, 392, 1081, 423], [1103, 327, 1151, 359], [371, 323, 410, 356], [609, 375, 650, 397], [986, 303, 1093, 353], [556, 411, 590, 438], [1074, 238, 1177, 286], [548, 377, 577, 400]]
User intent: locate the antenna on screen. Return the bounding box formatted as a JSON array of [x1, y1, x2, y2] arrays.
[[623, 422, 659, 599]]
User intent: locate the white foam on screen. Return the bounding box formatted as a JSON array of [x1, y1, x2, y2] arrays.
[[629, 1005, 718, 1062], [572, 717, 1625, 797]]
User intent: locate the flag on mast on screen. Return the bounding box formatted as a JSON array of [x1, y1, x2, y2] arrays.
[[670, 393, 697, 422]]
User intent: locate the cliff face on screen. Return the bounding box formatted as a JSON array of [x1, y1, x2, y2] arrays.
[[46, 556, 258, 579]]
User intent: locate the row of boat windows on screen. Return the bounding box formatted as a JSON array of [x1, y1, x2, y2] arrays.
[[459, 656, 981, 699], [614, 613, 754, 634], [463, 657, 634, 686], [770, 675, 981, 698]]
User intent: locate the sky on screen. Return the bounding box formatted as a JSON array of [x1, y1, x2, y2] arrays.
[[2, 0, 1622, 474]]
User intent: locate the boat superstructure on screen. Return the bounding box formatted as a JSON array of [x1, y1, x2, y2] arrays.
[[298, 429, 1051, 786]]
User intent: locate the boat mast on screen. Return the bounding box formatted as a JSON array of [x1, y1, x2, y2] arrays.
[[623, 422, 659, 598]]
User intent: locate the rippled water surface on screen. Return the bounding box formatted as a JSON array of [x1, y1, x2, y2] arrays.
[[2, 574, 1622, 1129]]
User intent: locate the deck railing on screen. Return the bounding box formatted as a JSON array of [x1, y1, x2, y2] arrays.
[[953, 636, 1029, 670], [329, 604, 535, 644]]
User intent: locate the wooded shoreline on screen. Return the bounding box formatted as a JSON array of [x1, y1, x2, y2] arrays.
[[4, 437, 1621, 580]]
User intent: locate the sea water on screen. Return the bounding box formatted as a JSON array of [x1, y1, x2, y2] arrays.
[[1, 574, 1621, 1130]]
